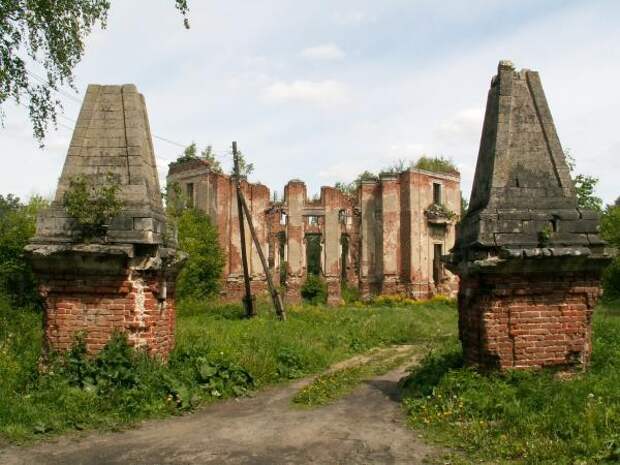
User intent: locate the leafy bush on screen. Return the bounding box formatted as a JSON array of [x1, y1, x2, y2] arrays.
[[276, 347, 307, 379], [176, 208, 225, 300], [300, 274, 327, 305], [59, 333, 141, 393], [62, 174, 123, 239], [341, 283, 361, 304], [193, 357, 254, 398], [0, 194, 48, 305]]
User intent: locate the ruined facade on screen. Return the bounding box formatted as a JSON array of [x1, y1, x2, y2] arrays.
[[168, 161, 461, 304], [27, 84, 184, 358], [447, 61, 614, 370]]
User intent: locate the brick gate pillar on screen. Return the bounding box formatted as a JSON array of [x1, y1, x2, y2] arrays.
[[26, 84, 185, 359], [446, 61, 614, 370]]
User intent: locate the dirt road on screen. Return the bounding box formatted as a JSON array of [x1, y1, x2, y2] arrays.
[[1, 352, 438, 465]]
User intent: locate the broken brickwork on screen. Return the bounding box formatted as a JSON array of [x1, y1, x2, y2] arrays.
[[168, 160, 461, 304], [27, 84, 184, 358], [447, 61, 614, 370]]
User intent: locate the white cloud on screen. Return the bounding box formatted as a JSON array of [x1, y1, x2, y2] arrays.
[[434, 108, 484, 145], [331, 10, 373, 26], [261, 80, 350, 105], [319, 161, 368, 181], [300, 44, 346, 61]]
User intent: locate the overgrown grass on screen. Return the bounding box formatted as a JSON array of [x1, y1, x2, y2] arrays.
[[0, 295, 457, 443], [401, 300, 620, 465]]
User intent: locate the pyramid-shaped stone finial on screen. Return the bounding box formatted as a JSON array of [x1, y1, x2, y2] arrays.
[[34, 84, 167, 245], [454, 61, 609, 257]]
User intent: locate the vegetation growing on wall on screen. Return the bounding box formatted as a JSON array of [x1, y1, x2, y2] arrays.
[[62, 174, 123, 239], [174, 143, 223, 174], [413, 155, 459, 175], [334, 156, 459, 196]]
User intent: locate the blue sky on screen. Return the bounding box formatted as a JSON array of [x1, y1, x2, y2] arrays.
[[1, 0, 618, 204]]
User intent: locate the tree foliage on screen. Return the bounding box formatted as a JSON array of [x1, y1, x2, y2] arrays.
[[601, 203, 620, 299], [565, 149, 603, 212], [574, 174, 603, 212], [601, 204, 620, 248], [1, 0, 189, 142], [0, 194, 49, 305], [164, 181, 225, 299], [233, 150, 254, 179], [175, 208, 225, 300]]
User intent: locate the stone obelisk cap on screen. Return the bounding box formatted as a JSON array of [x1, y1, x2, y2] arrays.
[[448, 60, 613, 274], [31, 84, 168, 246]]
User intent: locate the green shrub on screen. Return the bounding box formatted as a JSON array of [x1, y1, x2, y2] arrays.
[[62, 174, 123, 239], [341, 283, 361, 304], [300, 274, 327, 305], [276, 347, 307, 379], [59, 332, 141, 393], [176, 208, 225, 300]]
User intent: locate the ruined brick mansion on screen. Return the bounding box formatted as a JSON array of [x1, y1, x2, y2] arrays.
[[168, 161, 461, 304]]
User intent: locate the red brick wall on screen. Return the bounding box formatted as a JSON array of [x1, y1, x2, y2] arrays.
[[38, 270, 176, 358], [458, 271, 602, 370]]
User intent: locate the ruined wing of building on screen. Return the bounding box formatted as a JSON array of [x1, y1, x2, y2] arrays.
[[167, 159, 461, 305]]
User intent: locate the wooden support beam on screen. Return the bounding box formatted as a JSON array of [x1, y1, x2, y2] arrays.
[[232, 141, 256, 318], [237, 188, 286, 320]]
